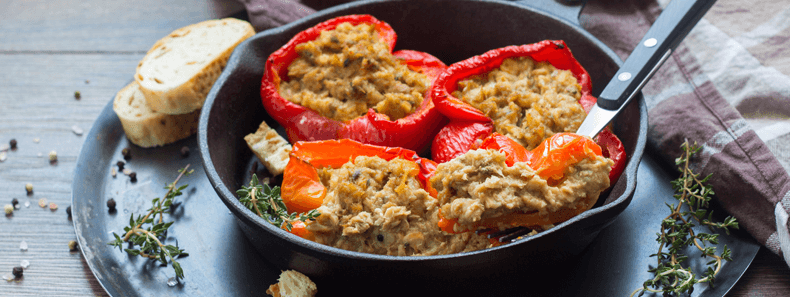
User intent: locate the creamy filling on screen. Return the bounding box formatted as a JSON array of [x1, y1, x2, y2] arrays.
[[453, 57, 586, 150], [279, 23, 430, 122]]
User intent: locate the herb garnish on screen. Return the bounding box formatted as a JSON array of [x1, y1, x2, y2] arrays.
[[631, 141, 739, 296], [237, 174, 319, 231], [108, 165, 194, 280]]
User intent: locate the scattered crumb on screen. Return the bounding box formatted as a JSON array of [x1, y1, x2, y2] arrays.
[[111, 167, 117, 177], [72, 125, 84, 136], [38, 198, 48, 208], [267, 270, 317, 297], [33, 138, 40, 143], [68, 240, 78, 251]]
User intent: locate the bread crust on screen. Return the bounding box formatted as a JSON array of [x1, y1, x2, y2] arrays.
[[266, 270, 317, 297], [244, 121, 292, 176], [112, 82, 200, 147], [135, 18, 255, 115]]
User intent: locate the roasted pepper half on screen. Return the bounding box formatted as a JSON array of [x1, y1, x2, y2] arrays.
[[429, 40, 626, 182], [436, 132, 608, 233], [261, 14, 448, 154], [280, 138, 438, 237]]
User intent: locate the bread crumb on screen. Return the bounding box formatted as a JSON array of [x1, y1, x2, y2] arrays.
[[266, 270, 317, 297], [244, 121, 291, 176]]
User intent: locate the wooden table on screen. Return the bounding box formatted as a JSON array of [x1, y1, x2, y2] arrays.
[[0, 0, 788, 296]]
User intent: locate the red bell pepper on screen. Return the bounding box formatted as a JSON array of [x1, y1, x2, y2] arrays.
[[261, 15, 448, 154], [429, 40, 626, 183], [280, 139, 438, 237], [437, 132, 607, 233]]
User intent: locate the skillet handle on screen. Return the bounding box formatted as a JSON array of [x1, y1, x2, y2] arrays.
[[595, 0, 717, 110], [511, 0, 587, 26]]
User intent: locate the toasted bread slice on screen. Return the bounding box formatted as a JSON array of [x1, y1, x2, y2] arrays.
[[112, 81, 199, 148], [266, 270, 317, 297], [245, 121, 292, 176], [135, 18, 255, 115]]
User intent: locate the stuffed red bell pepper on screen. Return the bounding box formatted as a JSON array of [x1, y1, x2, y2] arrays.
[[279, 139, 492, 256], [429, 40, 626, 182], [431, 132, 613, 234], [261, 15, 448, 154]]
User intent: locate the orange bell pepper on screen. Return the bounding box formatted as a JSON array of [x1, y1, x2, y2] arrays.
[[280, 139, 438, 238], [437, 132, 605, 233]]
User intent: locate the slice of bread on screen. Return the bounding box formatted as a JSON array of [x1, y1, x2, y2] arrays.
[[266, 270, 317, 297], [135, 18, 255, 115], [112, 81, 200, 148], [244, 121, 292, 176]]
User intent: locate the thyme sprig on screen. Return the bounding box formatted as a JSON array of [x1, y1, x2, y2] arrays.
[[237, 174, 319, 231], [631, 142, 739, 296], [108, 165, 194, 280]]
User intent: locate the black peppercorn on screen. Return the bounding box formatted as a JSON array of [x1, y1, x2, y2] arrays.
[[9, 139, 17, 149], [377, 234, 384, 242], [129, 172, 137, 182], [180, 146, 190, 158], [66, 205, 72, 218], [12, 266, 23, 278], [107, 198, 116, 211], [121, 147, 131, 160], [116, 161, 125, 171], [74, 91, 81, 100], [11, 198, 18, 208]]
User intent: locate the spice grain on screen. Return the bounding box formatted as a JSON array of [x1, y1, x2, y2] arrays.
[[107, 198, 116, 211]]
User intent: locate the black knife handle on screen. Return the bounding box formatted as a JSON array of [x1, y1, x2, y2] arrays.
[[596, 0, 717, 110]]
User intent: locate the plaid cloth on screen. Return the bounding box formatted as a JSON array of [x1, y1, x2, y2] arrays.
[[238, 0, 790, 267]]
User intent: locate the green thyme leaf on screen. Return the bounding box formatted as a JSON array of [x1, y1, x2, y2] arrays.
[[630, 141, 738, 297], [237, 174, 321, 231], [107, 165, 192, 281]]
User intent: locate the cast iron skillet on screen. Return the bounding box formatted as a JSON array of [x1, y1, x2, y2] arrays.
[[198, 0, 647, 295]]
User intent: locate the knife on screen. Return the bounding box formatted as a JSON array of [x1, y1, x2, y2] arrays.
[[576, 0, 718, 138]]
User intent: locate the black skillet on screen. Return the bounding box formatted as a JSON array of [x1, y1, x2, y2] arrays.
[[199, 0, 649, 295]]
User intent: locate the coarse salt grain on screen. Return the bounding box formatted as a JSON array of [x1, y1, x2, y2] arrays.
[[72, 125, 84, 136], [20, 260, 29, 269], [123, 169, 132, 175], [0, 152, 6, 162], [20, 241, 28, 251]]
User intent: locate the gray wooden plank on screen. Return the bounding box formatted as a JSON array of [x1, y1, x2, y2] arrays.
[[0, 53, 142, 296], [0, 0, 246, 52]]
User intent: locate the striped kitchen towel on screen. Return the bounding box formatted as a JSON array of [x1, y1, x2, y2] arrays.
[[584, 0, 790, 266]]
